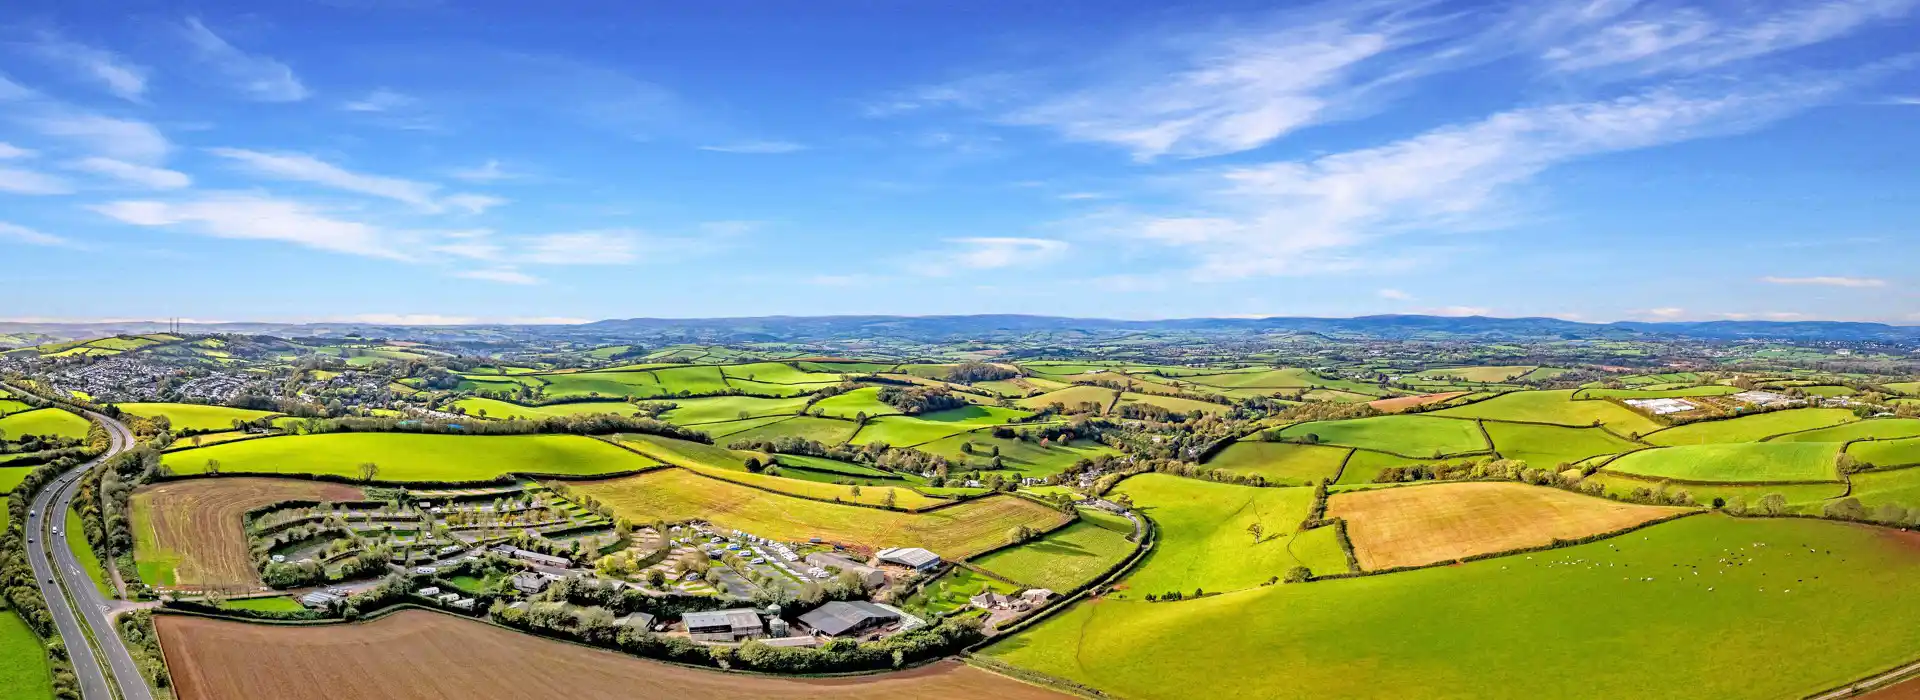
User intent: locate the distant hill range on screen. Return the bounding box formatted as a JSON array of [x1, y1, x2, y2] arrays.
[[2, 314, 1916, 347]]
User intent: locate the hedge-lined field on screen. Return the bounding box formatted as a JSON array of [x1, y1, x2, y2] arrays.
[[1774, 418, 1920, 443], [1273, 415, 1488, 456], [1205, 441, 1350, 485], [1484, 422, 1643, 468], [450, 397, 639, 421], [1604, 442, 1840, 483], [1328, 482, 1687, 570], [113, 402, 280, 432], [657, 395, 813, 424], [985, 516, 1920, 700], [161, 433, 657, 482], [1435, 390, 1664, 436], [0, 611, 50, 700], [0, 408, 90, 441], [971, 519, 1135, 592], [567, 468, 1067, 559], [1644, 409, 1856, 446], [1851, 437, 1920, 468], [1113, 475, 1346, 594]]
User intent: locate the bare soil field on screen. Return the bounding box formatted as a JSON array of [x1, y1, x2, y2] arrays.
[[157, 610, 1067, 700], [133, 477, 364, 590], [1328, 482, 1688, 570], [1367, 391, 1469, 413]]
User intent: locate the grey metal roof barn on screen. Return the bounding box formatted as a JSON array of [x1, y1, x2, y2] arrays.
[[797, 600, 901, 637], [876, 546, 942, 571]]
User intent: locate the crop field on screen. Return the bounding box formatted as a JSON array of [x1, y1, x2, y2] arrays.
[[972, 377, 1067, 397], [1112, 392, 1228, 415], [114, 402, 280, 432], [569, 468, 1068, 558], [1015, 385, 1118, 413], [1644, 409, 1856, 446], [452, 397, 639, 420], [156, 610, 1068, 700], [1851, 437, 1920, 468], [1484, 422, 1644, 468], [1367, 391, 1469, 413], [0, 611, 49, 700], [220, 596, 306, 612], [613, 434, 753, 470], [0, 407, 91, 440], [984, 516, 1920, 700], [1328, 482, 1688, 570], [971, 520, 1136, 592], [1604, 442, 1841, 483], [1774, 418, 1920, 443], [161, 433, 658, 482], [1273, 415, 1488, 457], [849, 416, 984, 447], [680, 465, 946, 510], [1115, 475, 1347, 594], [131, 477, 366, 589], [1418, 365, 1537, 382], [1205, 441, 1350, 485], [809, 387, 899, 418], [1435, 390, 1664, 436], [770, 454, 897, 479], [721, 416, 859, 444]]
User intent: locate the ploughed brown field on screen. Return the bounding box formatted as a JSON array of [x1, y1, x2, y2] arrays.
[[133, 477, 364, 590], [1366, 391, 1468, 413], [157, 610, 1068, 700], [1328, 482, 1689, 570]]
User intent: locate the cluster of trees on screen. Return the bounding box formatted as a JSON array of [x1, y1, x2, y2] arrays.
[[945, 362, 1019, 383], [876, 386, 969, 415], [292, 413, 713, 443], [262, 545, 390, 588], [1815, 497, 1920, 527], [726, 436, 955, 476], [1258, 402, 1380, 438]]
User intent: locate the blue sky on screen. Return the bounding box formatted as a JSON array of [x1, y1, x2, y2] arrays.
[[1, 0, 1916, 324]]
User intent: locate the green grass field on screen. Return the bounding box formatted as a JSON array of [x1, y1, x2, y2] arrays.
[[1579, 473, 1845, 512], [1773, 418, 1920, 443], [1799, 385, 1856, 398], [0, 408, 91, 440], [1205, 441, 1350, 486], [1847, 467, 1920, 510], [162, 433, 658, 482], [220, 596, 306, 612], [1435, 390, 1665, 436], [804, 388, 900, 419], [1886, 381, 1920, 396], [971, 520, 1136, 592], [1116, 475, 1347, 595], [1015, 386, 1118, 413], [0, 611, 50, 700], [613, 433, 753, 470], [1850, 437, 1920, 468], [1484, 421, 1644, 468], [1644, 409, 1856, 446], [1604, 442, 1840, 483], [1335, 450, 1452, 485], [66, 507, 114, 598], [113, 402, 280, 432], [1273, 415, 1488, 457], [722, 416, 859, 444], [905, 567, 1021, 614], [0, 399, 31, 417], [1113, 392, 1229, 415], [1574, 386, 1740, 400], [0, 468, 30, 494], [985, 515, 1920, 700], [452, 397, 641, 420], [850, 416, 985, 447], [917, 434, 1121, 480], [1417, 365, 1537, 383]]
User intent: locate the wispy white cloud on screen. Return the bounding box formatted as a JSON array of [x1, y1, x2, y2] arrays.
[[453, 268, 539, 285], [442, 193, 507, 215], [698, 141, 808, 154], [450, 159, 515, 182], [28, 113, 171, 163], [181, 17, 310, 102], [28, 32, 148, 101], [0, 221, 76, 247], [942, 237, 1069, 270], [0, 166, 73, 195], [1642, 307, 1689, 320], [93, 193, 407, 259], [209, 148, 495, 213], [1760, 275, 1888, 287], [1377, 288, 1412, 300], [341, 88, 417, 112], [1058, 192, 1109, 201], [0, 143, 34, 159], [1540, 0, 1917, 76], [66, 157, 191, 190], [522, 231, 642, 265]]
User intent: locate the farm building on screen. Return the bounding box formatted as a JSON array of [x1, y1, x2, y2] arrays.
[[973, 588, 1055, 612], [615, 612, 656, 631], [511, 572, 552, 594], [804, 552, 887, 588], [797, 600, 900, 638], [299, 591, 342, 608], [1624, 398, 1697, 415], [876, 546, 942, 572], [683, 608, 765, 643]]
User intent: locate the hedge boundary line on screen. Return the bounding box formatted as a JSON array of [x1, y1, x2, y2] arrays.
[[153, 464, 665, 489], [966, 510, 1155, 649], [1310, 509, 1707, 582]]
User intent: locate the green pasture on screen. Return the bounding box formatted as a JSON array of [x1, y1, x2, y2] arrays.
[[688, 416, 793, 438], [1484, 422, 1644, 468], [972, 520, 1135, 592], [1604, 442, 1840, 483], [810, 387, 901, 419], [221, 596, 306, 612], [0, 468, 30, 493], [1115, 475, 1347, 595], [0, 399, 30, 417], [1847, 467, 1920, 510], [985, 516, 1920, 700], [1574, 385, 1739, 400], [66, 508, 114, 598], [0, 408, 91, 440], [1015, 386, 1118, 413], [452, 397, 639, 420], [1798, 385, 1856, 398], [1113, 392, 1228, 415], [905, 567, 1021, 614], [850, 416, 983, 447], [1273, 415, 1488, 457], [1436, 390, 1664, 436], [614, 433, 753, 471], [919, 434, 1120, 479], [1417, 365, 1537, 383], [1886, 381, 1920, 396], [1773, 418, 1920, 443], [1205, 441, 1350, 486], [722, 416, 859, 444], [1644, 409, 1856, 446], [161, 433, 658, 481], [0, 611, 50, 700], [1579, 473, 1843, 513], [720, 361, 846, 384], [1850, 437, 1920, 468], [655, 395, 811, 424], [1335, 451, 1453, 485]]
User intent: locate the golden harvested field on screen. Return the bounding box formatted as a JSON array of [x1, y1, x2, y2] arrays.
[[157, 610, 1067, 700], [568, 468, 1067, 558], [1367, 391, 1469, 413], [1328, 482, 1688, 570], [132, 478, 364, 590]]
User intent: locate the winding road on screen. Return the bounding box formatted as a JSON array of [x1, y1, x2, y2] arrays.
[[13, 389, 152, 700]]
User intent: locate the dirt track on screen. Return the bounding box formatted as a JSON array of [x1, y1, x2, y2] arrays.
[[133, 477, 363, 590], [1329, 482, 1687, 570], [157, 610, 1070, 700]]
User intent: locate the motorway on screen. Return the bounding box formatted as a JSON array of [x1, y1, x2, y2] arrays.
[[15, 393, 153, 700]]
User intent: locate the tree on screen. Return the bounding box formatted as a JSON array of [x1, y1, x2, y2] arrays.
[[1758, 493, 1788, 516], [1006, 524, 1037, 545], [204, 458, 221, 475], [1822, 497, 1866, 521], [883, 490, 896, 509], [1283, 566, 1312, 584], [358, 462, 380, 482], [1245, 522, 1264, 544]]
